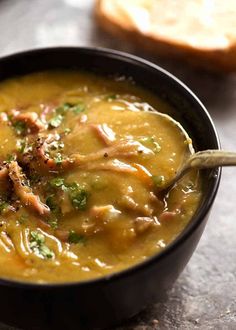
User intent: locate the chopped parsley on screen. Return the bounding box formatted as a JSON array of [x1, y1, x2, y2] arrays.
[[18, 214, 28, 224], [64, 128, 71, 135], [0, 201, 9, 214], [140, 136, 161, 154], [48, 179, 89, 211], [55, 103, 71, 115], [5, 154, 16, 163], [48, 102, 86, 129], [50, 177, 65, 188], [68, 231, 86, 244], [72, 103, 86, 114], [67, 183, 89, 211], [17, 138, 32, 154], [12, 121, 27, 136], [49, 114, 63, 128], [152, 175, 165, 188], [46, 195, 61, 215], [47, 217, 58, 229], [54, 153, 63, 165], [30, 231, 54, 259]]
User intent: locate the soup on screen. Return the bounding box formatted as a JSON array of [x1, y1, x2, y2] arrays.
[[0, 71, 201, 283]]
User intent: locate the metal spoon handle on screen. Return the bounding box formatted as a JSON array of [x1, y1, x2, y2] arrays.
[[185, 150, 236, 169], [166, 150, 236, 192]]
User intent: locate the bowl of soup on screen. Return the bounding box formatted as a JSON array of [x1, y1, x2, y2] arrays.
[[0, 47, 220, 330]]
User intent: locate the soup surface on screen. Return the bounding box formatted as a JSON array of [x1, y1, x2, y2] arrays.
[[0, 71, 201, 283]]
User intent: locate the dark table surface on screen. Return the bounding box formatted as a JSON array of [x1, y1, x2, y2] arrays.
[[0, 0, 235, 329]]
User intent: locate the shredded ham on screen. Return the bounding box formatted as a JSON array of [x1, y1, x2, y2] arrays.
[[81, 159, 137, 174], [71, 139, 154, 164], [91, 124, 116, 146], [8, 161, 50, 215], [119, 195, 153, 216], [35, 134, 153, 171], [90, 205, 121, 223], [10, 110, 46, 133], [35, 134, 73, 170], [134, 216, 159, 234]]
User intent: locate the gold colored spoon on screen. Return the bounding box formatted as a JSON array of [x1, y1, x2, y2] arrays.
[[151, 112, 236, 193], [164, 149, 236, 192]]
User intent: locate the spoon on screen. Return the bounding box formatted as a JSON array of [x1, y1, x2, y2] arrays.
[[163, 149, 236, 193], [150, 112, 236, 193]]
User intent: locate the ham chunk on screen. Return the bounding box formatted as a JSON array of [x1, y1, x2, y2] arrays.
[[8, 161, 50, 215]]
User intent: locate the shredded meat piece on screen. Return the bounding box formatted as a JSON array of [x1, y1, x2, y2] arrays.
[[134, 216, 159, 234], [54, 229, 69, 242], [159, 211, 177, 221], [35, 134, 73, 170], [11, 110, 46, 134], [72, 139, 153, 164], [8, 161, 50, 215], [91, 124, 116, 146], [90, 205, 121, 223], [82, 159, 137, 174], [34, 135, 153, 172], [119, 195, 153, 216]]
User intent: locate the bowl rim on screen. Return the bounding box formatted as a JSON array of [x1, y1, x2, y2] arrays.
[[0, 46, 221, 289]]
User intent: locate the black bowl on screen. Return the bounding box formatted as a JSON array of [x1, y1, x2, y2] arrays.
[[0, 47, 220, 330]]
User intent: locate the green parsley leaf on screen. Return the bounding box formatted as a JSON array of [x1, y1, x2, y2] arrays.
[[12, 121, 27, 135], [0, 201, 9, 214], [140, 136, 161, 154], [5, 154, 16, 163], [54, 153, 63, 165], [30, 231, 55, 259], [49, 114, 63, 128], [55, 103, 71, 115], [49, 177, 65, 188], [72, 103, 86, 114], [18, 214, 28, 224], [70, 189, 89, 210], [68, 231, 86, 244], [48, 217, 58, 229], [152, 175, 165, 188], [46, 195, 61, 215], [64, 128, 71, 135]]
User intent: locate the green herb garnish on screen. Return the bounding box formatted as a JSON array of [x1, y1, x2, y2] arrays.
[[64, 128, 71, 135], [48, 217, 58, 229], [54, 153, 63, 165], [71, 103, 85, 114], [46, 195, 61, 215], [49, 102, 86, 129], [68, 231, 86, 244], [49, 114, 63, 128], [18, 214, 28, 224], [67, 183, 89, 211], [140, 136, 161, 154], [55, 103, 71, 115], [152, 175, 165, 188], [30, 231, 54, 259], [0, 201, 9, 214], [5, 154, 16, 163], [49, 177, 65, 188], [12, 121, 27, 135]]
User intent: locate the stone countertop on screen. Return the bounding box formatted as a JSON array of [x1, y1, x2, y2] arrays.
[[0, 0, 235, 329]]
